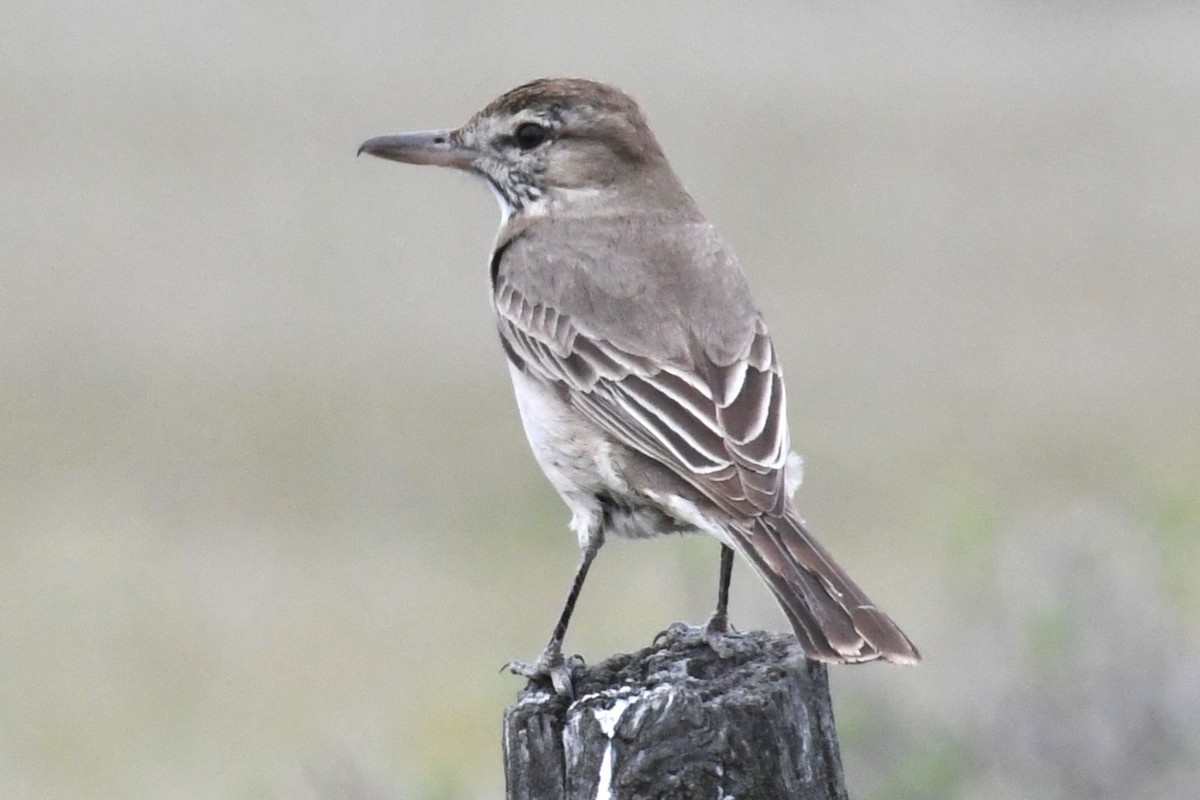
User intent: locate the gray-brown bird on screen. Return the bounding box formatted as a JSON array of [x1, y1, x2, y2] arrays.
[[360, 78, 918, 693]]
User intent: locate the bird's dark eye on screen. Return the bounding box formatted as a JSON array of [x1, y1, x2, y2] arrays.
[[514, 122, 548, 150]]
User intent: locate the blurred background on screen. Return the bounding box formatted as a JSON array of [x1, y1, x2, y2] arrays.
[[3, 2, 1198, 798]]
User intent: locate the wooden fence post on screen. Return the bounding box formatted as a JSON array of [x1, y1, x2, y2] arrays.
[[502, 629, 849, 800]]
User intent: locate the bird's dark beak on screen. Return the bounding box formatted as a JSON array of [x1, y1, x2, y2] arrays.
[[357, 129, 475, 170]]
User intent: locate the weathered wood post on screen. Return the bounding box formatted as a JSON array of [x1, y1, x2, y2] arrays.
[[502, 629, 848, 800]]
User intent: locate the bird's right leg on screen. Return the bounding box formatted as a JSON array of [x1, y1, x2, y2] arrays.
[[654, 543, 745, 657], [505, 529, 604, 697], [697, 543, 749, 656], [704, 543, 736, 635]]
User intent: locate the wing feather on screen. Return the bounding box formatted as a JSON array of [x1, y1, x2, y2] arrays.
[[494, 272, 789, 516]]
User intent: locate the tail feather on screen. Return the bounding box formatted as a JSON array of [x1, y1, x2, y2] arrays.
[[728, 511, 920, 665]]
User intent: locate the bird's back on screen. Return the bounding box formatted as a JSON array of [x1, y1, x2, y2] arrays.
[[494, 214, 764, 372]]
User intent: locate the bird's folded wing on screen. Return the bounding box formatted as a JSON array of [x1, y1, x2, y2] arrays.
[[494, 276, 790, 518]]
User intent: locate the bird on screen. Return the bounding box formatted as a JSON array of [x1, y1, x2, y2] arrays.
[[359, 78, 919, 693]]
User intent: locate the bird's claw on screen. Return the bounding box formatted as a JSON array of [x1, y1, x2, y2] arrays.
[[504, 649, 585, 697], [653, 620, 699, 647]]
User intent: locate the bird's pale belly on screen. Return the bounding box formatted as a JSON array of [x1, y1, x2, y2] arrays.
[[506, 362, 696, 548]]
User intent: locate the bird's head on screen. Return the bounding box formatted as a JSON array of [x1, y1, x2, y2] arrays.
[[360, 78, 688, 221]]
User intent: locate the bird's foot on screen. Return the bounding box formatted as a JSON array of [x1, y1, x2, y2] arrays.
[[654, 615, 747, 659], [701, 609, 745, 658], [503, 644, 584, 698], [653, 620, 711, 648]]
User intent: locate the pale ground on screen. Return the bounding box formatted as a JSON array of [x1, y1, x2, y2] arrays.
[[2, 3, 1198, 798]]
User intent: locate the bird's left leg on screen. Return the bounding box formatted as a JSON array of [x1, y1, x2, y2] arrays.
[[505, 529, 603, 696]]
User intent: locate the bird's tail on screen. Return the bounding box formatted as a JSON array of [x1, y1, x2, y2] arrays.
[[727, 510, 920, 664]]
